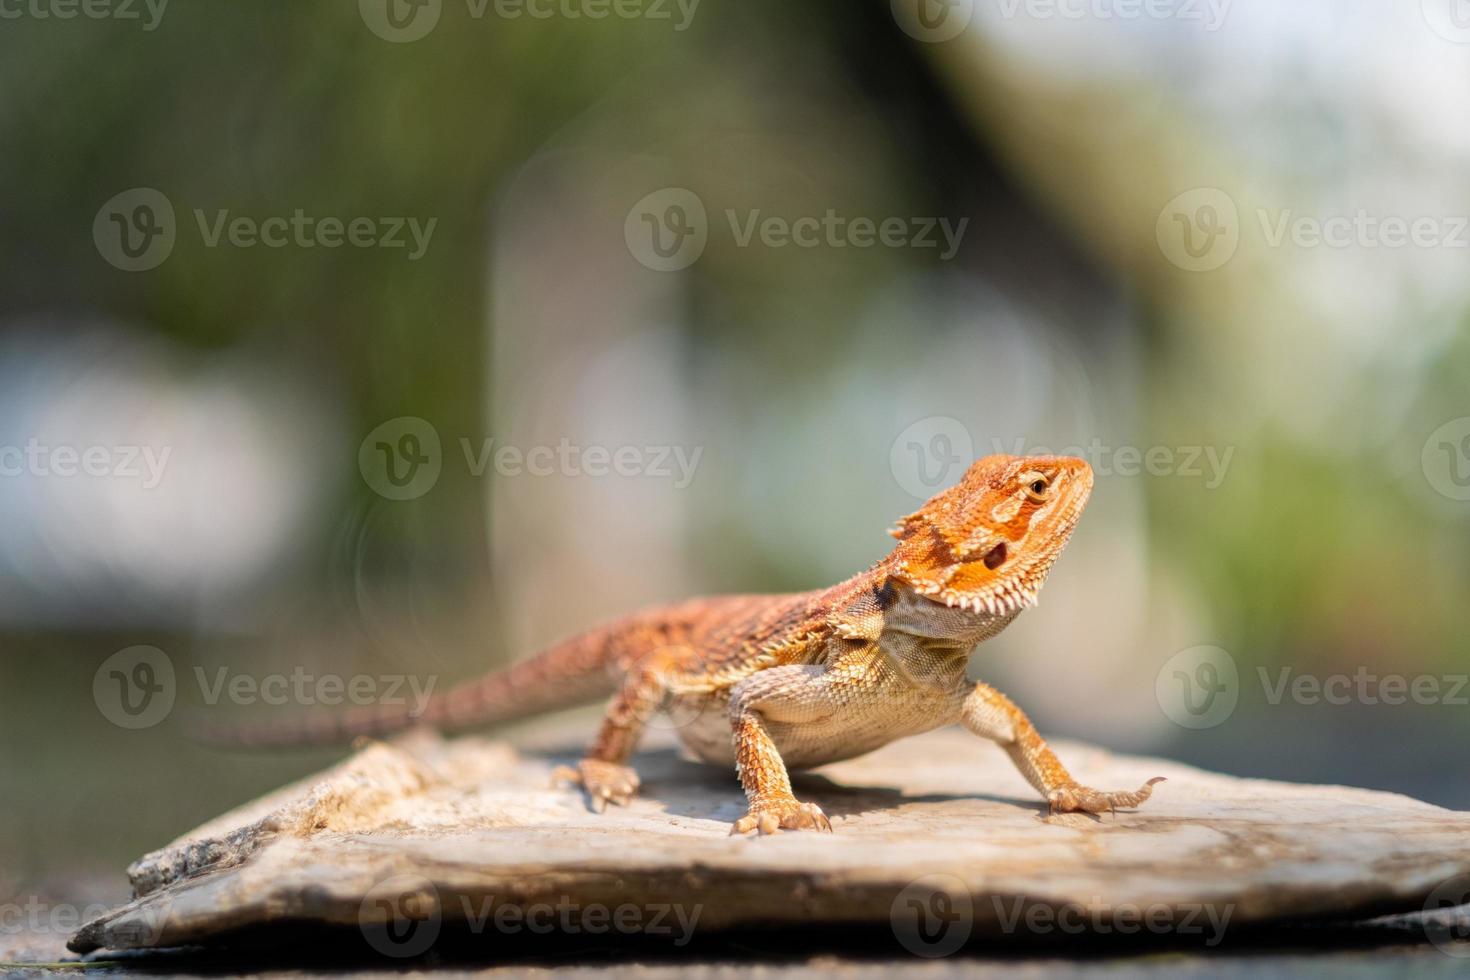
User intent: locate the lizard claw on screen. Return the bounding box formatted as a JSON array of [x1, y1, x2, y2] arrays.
[[553, 759, 641, 813], [1047, 776, 1165, 817], [730, 799, 833, 836]]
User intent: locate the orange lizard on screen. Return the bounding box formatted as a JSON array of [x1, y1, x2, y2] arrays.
[[222, 454, 1162, 834]]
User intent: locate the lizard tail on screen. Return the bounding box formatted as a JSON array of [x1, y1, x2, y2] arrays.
[[188, 625, 620, 749]]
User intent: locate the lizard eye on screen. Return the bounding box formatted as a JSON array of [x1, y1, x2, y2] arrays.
[[1023, 474, 1051, 502]]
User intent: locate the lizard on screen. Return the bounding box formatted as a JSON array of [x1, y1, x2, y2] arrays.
[[219, 453, 1163, 835]]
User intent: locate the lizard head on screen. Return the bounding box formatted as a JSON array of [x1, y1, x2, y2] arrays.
[[885, 454, 1093, 615]]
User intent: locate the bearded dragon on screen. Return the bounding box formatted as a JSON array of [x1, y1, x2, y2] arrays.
[[227, 454, 1162, 835]]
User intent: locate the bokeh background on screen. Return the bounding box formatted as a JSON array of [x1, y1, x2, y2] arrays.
[[3, 0, 1469, 893]]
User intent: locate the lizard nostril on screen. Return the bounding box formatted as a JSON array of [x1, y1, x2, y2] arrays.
[[982, 543, 1007, 570]]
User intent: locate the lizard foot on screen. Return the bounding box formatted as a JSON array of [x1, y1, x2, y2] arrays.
[[1047, 777, 1165, 816], [552, 759, 641, 813], [729, 798, 833, 836]]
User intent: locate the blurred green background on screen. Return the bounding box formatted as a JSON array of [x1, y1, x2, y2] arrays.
[[2, 0, 1468, 892]]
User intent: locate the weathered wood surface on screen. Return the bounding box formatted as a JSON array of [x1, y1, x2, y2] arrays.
[[66, 727, 1470, 958]]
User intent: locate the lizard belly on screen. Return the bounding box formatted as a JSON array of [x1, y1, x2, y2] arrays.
[[765, 709, 952, 769], [671, 698, 737, 766], [667, 689, 956, 770]]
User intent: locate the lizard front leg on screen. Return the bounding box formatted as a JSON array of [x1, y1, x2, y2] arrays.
[[727, 665, 834, 835], [553, 655, 670, 813], [961, 682, 1164, 815]]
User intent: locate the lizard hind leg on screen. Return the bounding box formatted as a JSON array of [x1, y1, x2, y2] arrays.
[[552, 649, 674, 814]]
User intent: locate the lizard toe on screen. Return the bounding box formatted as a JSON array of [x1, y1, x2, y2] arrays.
[[782, 802, 832, 832], [554, 759, 642, 814], [811, 805, 835, 831], [730, 799, 833, 836], [1047, 777, 1165, 816], [729, 813, 759, 836]]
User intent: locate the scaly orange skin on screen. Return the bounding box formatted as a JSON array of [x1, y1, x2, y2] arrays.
[[224, 455, 1163, 834]]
